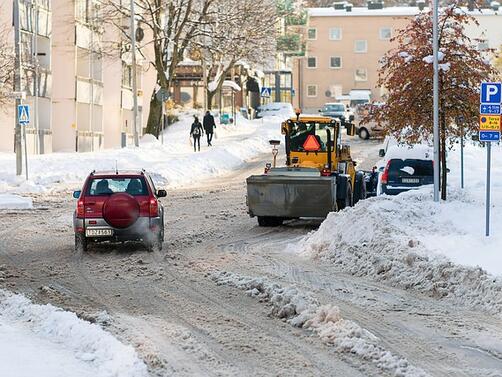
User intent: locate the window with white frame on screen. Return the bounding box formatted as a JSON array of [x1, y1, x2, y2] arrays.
[[329, 27, 342, 40], [307, 28, 317, 40], [307, 85, 317, 97], [355, 68, 368, 81], [307, 56, 317, 68], [354, 40, 367, 53], [329, 56, 342, 69], [379, 27, 392, 40]]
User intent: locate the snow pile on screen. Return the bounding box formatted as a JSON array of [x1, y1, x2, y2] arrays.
[[0, 194, 33, 209], [299, 187, 502, 315], [212, 271, 428, 377], [0, 112, 280, 193], [0, 289, 148, 377]]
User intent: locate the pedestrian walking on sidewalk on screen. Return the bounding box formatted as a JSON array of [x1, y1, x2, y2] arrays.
[[190, 116, 204, 152], [203, 111, 216, 146]]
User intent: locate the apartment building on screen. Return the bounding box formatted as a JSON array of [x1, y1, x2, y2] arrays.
[[51, 0, 155, 152], [0, 0, 53, 154], [0, 0, 155, 154], [293, 4, 502, 112]]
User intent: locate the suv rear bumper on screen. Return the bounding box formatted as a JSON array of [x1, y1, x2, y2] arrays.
[[73, 215, 162, 241]]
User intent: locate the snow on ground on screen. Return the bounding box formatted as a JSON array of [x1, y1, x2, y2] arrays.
[[212, 271, 428, 377], [0, 194, 33, 209], [0, 112, 281, 194], [0, 289, 148, 377], [299, 143, 502, 315]]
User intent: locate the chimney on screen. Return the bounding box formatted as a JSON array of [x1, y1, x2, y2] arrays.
[[345, 2, 353, 11], [417, 0, 425, 10]]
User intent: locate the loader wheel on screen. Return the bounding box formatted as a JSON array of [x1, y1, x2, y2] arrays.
[[337, 183, 353, 211], [353, 173, 367, 205], [257, 216, 283, 227]]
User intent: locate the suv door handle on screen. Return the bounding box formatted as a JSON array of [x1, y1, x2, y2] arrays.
[[86, 202, 96, 205]]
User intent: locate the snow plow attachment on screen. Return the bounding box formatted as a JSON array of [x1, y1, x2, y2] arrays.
[[246, 170, 338, 222]]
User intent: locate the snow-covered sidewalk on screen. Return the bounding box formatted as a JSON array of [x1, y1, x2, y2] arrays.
[[0, 290, 148, 377], [0, 113, 281, 194], [299, 143, 502, 314]]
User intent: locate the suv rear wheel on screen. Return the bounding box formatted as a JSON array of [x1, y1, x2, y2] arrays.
[[146, 231, 163, 252], [75, 233, 87, 253]]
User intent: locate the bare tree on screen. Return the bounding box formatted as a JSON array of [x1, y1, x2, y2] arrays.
[[199, 0, 277, 108], [103, 0, 215, 137], [0, 22, 14, 108]]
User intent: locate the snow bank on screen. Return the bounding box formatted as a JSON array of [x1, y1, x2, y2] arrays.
[[0, 194, 33, 209], [300, 143, 502, 315], [0, 289, 148, 377], [212, 271, 428, 377], [0, 113, 280, 193]]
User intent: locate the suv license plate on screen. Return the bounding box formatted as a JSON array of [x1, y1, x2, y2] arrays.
[[86, 229, 113, 237], [402, 178, 419, 184]]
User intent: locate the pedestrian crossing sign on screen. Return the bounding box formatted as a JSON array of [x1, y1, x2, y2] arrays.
[[17, 105, 30, 125], [261, 87, 272, 98]]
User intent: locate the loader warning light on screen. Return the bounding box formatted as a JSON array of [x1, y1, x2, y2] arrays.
[[302, 134, 321, 152]]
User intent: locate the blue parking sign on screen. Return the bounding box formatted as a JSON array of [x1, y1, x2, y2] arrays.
[[480, 104, 501, 115], [480, 130, 501, 142], [480, 82, 502, 104]]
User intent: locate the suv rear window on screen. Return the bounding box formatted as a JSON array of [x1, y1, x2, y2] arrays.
[[87, 177, 149, 196], [388, 159, 433, 178]]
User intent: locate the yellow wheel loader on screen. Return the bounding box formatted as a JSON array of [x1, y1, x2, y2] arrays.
[[246, 114, 370, 226]]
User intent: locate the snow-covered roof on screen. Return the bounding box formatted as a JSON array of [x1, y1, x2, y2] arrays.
[[308, 6, 502, 17], [207, 80, 241, 92], [349, 89, 372, 100]]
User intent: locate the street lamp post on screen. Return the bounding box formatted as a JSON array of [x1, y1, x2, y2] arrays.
[[432, 0, 440, 201], [14, 0, 23, 176], [130, 0, 139, 147]]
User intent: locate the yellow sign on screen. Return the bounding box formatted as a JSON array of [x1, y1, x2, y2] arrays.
[[71, 123, 76, 129], [479, 115, 501, 131]]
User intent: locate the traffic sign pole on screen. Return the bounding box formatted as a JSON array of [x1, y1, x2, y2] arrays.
[[479, 81, 502, 237], [486, 142, 491, 237]]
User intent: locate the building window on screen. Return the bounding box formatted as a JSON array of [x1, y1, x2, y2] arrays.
[[307, 85, 317, 97], [307, 56, 317, 69], [354, 40, 367, 53], [307, 28, 317, 40], [329, 27, 342, 40], [329, 56, 342, 69], [355, 68, 368, 82], [478, 42, 489, 51], [122, 62, 132, 88], [380, 27, 392, 40]]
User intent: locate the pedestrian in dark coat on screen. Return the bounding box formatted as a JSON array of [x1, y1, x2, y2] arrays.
[[190, 116, 204, 152], [203, 111, 216, 146]]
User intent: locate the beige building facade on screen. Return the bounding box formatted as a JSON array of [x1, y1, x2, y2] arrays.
[[294, 6, 502, 113], [0, 0, 155, 154]]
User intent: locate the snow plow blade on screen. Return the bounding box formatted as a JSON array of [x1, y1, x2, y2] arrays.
[[246, 174, 337, 219]]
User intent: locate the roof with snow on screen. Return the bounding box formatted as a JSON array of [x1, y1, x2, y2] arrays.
[[308, 6, 502, 17]]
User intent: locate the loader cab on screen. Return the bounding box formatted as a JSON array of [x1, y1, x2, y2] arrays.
[[282, 116, 340, 170]]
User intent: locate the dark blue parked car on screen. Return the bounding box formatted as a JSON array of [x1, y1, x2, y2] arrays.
[[381, 158, 433, 195]]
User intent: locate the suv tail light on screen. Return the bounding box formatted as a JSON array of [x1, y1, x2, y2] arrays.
[[76, 199, 85, 218], [381, 160, 391, 185], [149, 198, 159, 217]]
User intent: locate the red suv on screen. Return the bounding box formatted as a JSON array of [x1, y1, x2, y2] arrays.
[[73, 170, 166, 252]]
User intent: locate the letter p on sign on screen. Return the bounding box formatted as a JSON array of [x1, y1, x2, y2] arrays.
[[481, 82, 502, 104]]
